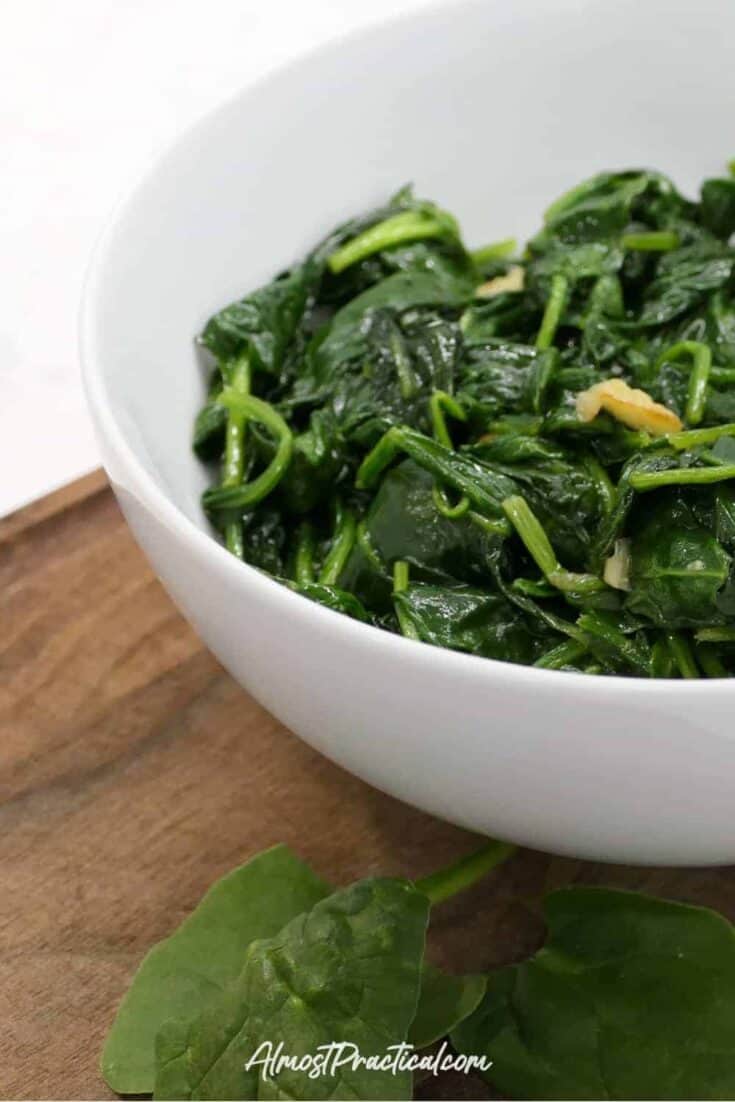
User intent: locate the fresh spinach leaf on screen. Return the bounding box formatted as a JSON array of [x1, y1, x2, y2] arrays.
[[452, 887, 735, 1101], [101, 846, 330, 1095], [154, 879, 429, 1101], [409, 965, 486, 1050]]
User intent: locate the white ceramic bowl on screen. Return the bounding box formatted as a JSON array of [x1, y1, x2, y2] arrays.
[[81, 0, 735, 865]]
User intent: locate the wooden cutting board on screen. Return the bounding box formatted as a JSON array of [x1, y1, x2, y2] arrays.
[[3, 471, 735, 1101]]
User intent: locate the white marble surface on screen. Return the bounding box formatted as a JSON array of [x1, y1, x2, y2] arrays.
[[1, 0, 427, 517]]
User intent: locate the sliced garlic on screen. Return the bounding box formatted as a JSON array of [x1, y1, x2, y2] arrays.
[[575, 377, 683, 435], [476, 265, 525, 298], [603, 538, 632, 591]]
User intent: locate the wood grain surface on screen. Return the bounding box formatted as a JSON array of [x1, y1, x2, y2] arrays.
[[2, 472, 735, 1101]]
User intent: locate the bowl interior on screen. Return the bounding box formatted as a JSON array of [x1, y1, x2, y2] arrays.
[[86, 0, 734, 531]]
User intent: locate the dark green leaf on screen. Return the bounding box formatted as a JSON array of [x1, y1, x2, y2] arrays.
[[291, 581, 371, 622], [637, 242, 735, 327], [409, 964, 486, 1050], [154, 878, 429, 1101], [394, 583, 549, 664], [625, 494, 731, 627], [700, 177, 735, 240], [201, 264, 316, 375]]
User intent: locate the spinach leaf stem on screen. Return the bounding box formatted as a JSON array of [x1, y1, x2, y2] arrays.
[[666, 632, 700, 678], [656, 340, 712, 425], [502, 495, 605, 595], [204, 393, 293, 510], [695, 626, 735, 643], [471, 237, 517, 265], [433, 487, 471, 518], [622, 230, 679, 251], [294, 522, 316, 586], [430, 391, 470, 517], [535, 273, 568, 350], [696, 644, 728, 678], [534, 639, 588, 669], [327, 210, 450, 275], [430, 390, 466, 449], [665, 422, 735, 450], [318, 501, 357, 585], [392, 560, 420, 640], [220, 352, 251, 557], [414, 840, 516, 906], [630, 464, 735, 491]]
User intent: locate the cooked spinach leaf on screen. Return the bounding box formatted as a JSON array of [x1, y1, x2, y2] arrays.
[[195, 169, 735, 677]]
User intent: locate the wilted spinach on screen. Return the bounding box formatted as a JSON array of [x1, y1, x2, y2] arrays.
[[195, 165, 735, 676]]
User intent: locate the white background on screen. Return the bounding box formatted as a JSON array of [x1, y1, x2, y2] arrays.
[[1, 0, 428, 517]]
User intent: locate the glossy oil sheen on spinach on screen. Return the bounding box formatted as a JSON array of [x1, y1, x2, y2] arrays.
[[194, 165, 735, 677]]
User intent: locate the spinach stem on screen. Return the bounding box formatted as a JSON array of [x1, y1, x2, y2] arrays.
[[204, 393, 293, 510], [656, 341, 711, 426], [390, 326, 417, 401], [392, 560, 420, 640], [220, 353, 251, 557], [467, 510, 513, 536], [327, 210, 448, 275], [293, 522, 316, 586], [534, 640, 587, 669], [711, 367, 735, 384], [666, 632, 700, 678], [622, 230, 679, 251], [471, 237, 517, 265], [433, 485, 470, 518], [535, 273, 568, 350], [319, 501, 357, 586], [414, 840, 516, 906], [358, 426, 511, 532], [430, 390, 466, 449], [630, 465, 735, 491], [696, 644, 728, 678], [695, 626, 735, 643], [393, 560, 410, 593], [356, 427, 402, 489], [583, 456, 616, 514], [503, 495, 557, 575], [502, 495, 605, 595], [512, 577, 557, 598], [700, 449, 728, 467], [430, 391, 471, 517], [665, 422, 735, 450]]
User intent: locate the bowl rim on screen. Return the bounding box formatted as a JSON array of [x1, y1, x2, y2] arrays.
[[79, 0, 735, 696]]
